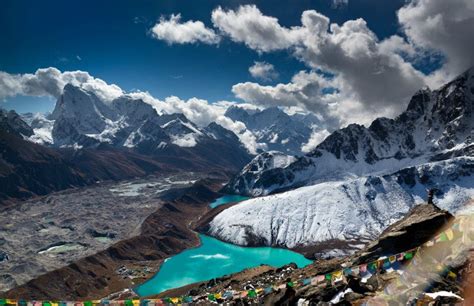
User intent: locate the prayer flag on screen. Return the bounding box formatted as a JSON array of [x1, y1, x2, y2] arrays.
[[368, 262, 377, 273], [333, 270, 343, 282], [182, 297, 193, 303], [302, 278, 311, 286], [404, 252, 413, 260], [436, 232, 448, 242], [351, 266, 360, 276], [445, 228, 454, 240], [264, 287, 273, 294], [343, 268, 352, 276], [207, 294, 216, 302], [389, 256, 396, 263], [277, 284, 286, 290], [287, 281, 294, 287], [247, 290, 257, 298], [325, 273, 332, 280], [359, 264, 367, 273]]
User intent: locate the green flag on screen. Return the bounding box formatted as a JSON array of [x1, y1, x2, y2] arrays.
[[248, 290, 257, 298], [208, 294, 216, 301]]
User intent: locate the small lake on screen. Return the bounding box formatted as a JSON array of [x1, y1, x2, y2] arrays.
[[209, 195, 250, 208], [135, 234, 312, 297]]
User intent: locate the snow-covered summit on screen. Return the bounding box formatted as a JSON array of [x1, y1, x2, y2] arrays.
[[224, 106, 322, 155]]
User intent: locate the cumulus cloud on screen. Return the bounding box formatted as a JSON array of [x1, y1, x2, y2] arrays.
[[150, 14, 220, 44], [0, 67, 123, 102], [233, 70, 343, 128], [211, 5, 302, 52], [397, 0, 474, 84], [248, 61, 279, 81]]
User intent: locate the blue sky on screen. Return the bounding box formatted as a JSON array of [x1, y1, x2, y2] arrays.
[[1, 0, 408, 113], [1, 0, 472, 131]]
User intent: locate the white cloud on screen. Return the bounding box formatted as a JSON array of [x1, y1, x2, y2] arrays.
[[0, 67, 123, 101], [301, 129, 331, 153], [208, 5, 427, 121], [248, 61, 279, 81], [211, 5, 301, 52], [233, 70, 342, 128], [150, 14, 220, 45], [397, 0, 474, 85]]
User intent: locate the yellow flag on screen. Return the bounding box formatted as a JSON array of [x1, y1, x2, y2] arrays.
[[215, 293, 222, 299], [445, 228, 454, 240], [170, 297, 179, 304]]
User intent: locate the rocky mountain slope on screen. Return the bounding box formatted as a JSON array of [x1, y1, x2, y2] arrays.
[[225, 68, 474, 196], [224, 106, 321, 155]]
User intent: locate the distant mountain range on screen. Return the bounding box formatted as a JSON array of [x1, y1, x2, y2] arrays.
[[208, 68, 474, 256], [224, 106, 321, 155]]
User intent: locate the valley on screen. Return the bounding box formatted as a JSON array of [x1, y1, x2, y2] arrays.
[[0, 173, 202, 293]]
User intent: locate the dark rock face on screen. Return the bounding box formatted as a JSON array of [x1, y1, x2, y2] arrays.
[[0, 109, 34, 137], [0, 130, 89, 205]]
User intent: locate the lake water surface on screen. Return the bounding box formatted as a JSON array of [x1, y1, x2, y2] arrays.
[[135, 234, 312, 297], [209, 195, 250, 208]]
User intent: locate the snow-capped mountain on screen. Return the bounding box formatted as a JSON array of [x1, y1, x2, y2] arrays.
[[24, 84, 252, 170], [21, 112, 54, 145], [209, 156, 474, 257], [224, 106, 322, 155], [226, 68, 474, 196]]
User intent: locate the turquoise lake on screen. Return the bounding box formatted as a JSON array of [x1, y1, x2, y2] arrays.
[[135, 234, 312, 297], [209, 195, 250, 208]]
